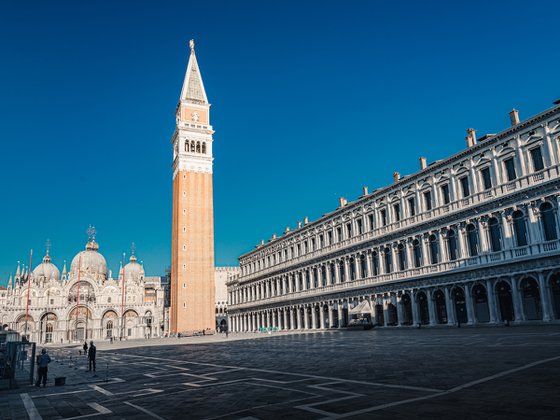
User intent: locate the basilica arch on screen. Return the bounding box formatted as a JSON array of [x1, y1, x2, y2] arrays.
[[39, 312, 58, 344], [67, 305, 93, 341]]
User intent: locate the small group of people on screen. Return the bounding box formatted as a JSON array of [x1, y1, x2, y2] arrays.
[[35, 341, 97, 387]]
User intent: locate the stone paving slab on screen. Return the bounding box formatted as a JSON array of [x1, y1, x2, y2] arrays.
[[1, 325, 559, 419]]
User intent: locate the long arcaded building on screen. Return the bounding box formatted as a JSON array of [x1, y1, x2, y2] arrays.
[[227, 101, 560, 332]]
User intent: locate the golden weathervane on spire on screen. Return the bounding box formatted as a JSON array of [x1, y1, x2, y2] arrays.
[[189, 39, 195, 52]]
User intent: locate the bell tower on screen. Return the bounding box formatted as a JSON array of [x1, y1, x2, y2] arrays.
[[170, 39, 215, 333]]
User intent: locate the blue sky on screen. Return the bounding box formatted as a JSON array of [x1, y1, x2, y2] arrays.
[[1, 0, 559, 283]]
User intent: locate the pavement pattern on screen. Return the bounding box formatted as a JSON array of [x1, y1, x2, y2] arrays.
[[1, 326, 560, 419]]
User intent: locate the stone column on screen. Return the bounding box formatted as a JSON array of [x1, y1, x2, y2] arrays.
[[334, 262, 341, 284], [464, 284, 475, 325], [444, 287, 456, 325], [311, 305, 317, 329], [290, 307, 295, 330], [283, 308, 288, 330], [511, 278, 524, 322], [328, 303, 334, 328], [411, 292, 419, 326], [319, 304, 326, 329], [337, 303, 343, 328], [271, 310, 276, 328], [303, 306, 309, 330], [486, 279, 498, 323], [343, 258, 350, 282], [427, 290, 437, 325], [538, 272, 552, 321], [354, 256, 360, 280], [383, 300, 390, 326], [366, 252, 373, 278], [396, 295, 404, 326]]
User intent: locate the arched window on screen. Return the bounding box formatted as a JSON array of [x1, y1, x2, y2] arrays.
[[45, 324, 53, 343], [413, 239, 422, 267], [107, 297, 111, 304], [360, 255, 367, 278], [313, 268, 318, 288], [191, 140, 195, 152], [196, 142, 201, 153], [488, 217, 502, 252], [106, 321, 113, 339], [397, 244, 406, 271], [372, 251, 379, 275], [349, 258, 356, 280], [466, 224, 479, 256], [339, 261, 345, 282], [330, 263, 336, 283], [384, 247, 392, 273], [185, 141, 189, 152], [513, 210, 528, 246], [540, 202, 558, 241], [322, 266, 327, 286], [202, 142, 207, 154], [447, 229, 458, 261], [429, 235, 439, 264]]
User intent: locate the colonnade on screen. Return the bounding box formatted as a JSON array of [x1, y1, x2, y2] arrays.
[[229, 270, 560, 332]]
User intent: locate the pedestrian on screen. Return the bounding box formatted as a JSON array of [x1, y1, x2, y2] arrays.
[[110, 336, 113, 344], [35, 348, 51, 387], [88, 340, 96, 372], [83, 341, 88, 356]]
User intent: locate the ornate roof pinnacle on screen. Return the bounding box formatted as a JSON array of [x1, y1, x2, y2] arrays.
[[189, 39, 195, 53]]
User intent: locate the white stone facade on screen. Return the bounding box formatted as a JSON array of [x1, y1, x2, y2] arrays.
[[0, 238, 165, 344], [214, 266, 239, 330], [228, 103, 560, 332]]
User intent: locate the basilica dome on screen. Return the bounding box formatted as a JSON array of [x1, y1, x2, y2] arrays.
[[70, 240, 107, 281], [124, 254, 144, 282], [32, 254, 60, 281]]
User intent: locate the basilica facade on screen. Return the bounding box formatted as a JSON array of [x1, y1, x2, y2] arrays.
[[227, 103, 560, 332], [0, 236, 165, 344]]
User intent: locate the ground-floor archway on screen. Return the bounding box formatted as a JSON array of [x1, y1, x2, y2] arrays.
[[496, 281, 514, 322], [452, 287, 468, 324], [416, 292, 430, 324], [472, 283, 490, 323], [433, 289, 447, 324], [551, 273, 560, 319], [375, 304, 384, 326], [386, 303, 398, 326], [520, 277, 542, 320], [401, 294, 413, 325]]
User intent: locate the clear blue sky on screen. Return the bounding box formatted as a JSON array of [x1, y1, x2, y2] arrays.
[[1, 0, 559, 283]]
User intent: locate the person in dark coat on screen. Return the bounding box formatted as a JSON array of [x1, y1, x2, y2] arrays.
[[83, 341, 88, 356], [88, 341, 96, 372], [35, 348, 51, 387]]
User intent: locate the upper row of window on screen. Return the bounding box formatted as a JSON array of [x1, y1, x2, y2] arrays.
[[243, 146, 547, 275]]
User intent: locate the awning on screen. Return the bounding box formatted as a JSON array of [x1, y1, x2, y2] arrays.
[[349, 300, 373, 315]]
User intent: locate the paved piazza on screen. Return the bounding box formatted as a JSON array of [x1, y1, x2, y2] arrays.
[[2, 327, 560, 419]]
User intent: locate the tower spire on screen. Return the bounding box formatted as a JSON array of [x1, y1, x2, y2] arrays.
[[179, 39, 208, 104]]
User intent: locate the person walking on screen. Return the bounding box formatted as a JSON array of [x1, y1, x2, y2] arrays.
[[35, 348, 51, 387], [83, 341, 88, 356], [88, 341, 96, 372]]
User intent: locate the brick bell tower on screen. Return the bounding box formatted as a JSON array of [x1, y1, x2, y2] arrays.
[[170, 39, 215, 333]]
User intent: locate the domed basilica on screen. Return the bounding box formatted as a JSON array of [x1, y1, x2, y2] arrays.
[[0, 233, 165, 344]]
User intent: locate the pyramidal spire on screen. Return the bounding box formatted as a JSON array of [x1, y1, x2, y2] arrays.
[[179, 39, 208, 104], [16, 261, 21, 278]]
